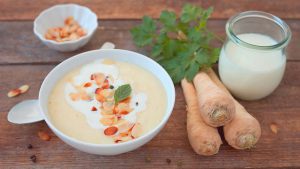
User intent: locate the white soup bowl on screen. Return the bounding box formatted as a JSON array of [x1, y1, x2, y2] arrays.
[[39, 49, 176, 155]]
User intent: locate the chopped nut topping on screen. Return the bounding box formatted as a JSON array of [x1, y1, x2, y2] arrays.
[[67, 72, 144, 144], [83, 82, 92, 87], [131, 123, 142, 138], [91, 106, 97, 111], [104, 126, 118, 136]]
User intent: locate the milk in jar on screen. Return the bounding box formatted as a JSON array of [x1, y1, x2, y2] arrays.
[[218, 11, 291, 100], [219, 33, 286, 100]]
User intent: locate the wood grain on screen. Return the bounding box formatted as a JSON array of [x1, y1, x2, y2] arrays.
[[0, 63, 299, 168], [1, 0, 300, 20], [0, 19, 299, 64]]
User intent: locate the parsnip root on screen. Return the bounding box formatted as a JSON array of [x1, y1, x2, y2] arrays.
[[206, 68, 261, 149], [193, 72, 236, 127], [181, 79, 222, 155]]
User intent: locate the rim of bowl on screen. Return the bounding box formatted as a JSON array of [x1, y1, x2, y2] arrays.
[[39, 49, 176, 148], [33, 3, 98, 45]]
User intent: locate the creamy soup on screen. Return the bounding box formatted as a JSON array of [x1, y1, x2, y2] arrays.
[[48, 59, 167, 144]]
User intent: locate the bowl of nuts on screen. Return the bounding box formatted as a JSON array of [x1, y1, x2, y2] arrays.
[[33, 4, 98, 52]]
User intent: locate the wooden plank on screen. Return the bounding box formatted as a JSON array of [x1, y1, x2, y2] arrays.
[[1, 0, 300, 20], [0, 63, 299, 168], [0, 19, 299, 64]]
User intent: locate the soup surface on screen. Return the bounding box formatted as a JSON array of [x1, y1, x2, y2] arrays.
[[48, 59, 167, 144]]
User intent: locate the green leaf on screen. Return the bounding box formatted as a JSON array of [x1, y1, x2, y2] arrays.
[[162, 39, 178, 58], [160, 56, 181, 70], [151, 44, 163, 57], [160, 55, 188, 83], [159, 11, 177, 31], [210, 48, 220, 63], [198, 7, 213, 29], [156, 32, 168, 43], [180, 4, 202, 23], [141, 16, 156, 33], [195, 49, 210, 65], [177, 21, 189, 33], [130, 16, 156, 47], [187, 27, 202, 43], [185, 61, 200, 81], [130, 27, 152, 47], [165, 64, 185, 84], [114, 84, 132, 104], [177, 42, 199, 57]]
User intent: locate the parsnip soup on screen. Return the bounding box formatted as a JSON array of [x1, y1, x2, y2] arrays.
[[48, 59, 167, 144]]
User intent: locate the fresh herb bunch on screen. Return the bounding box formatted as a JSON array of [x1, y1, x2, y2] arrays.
[[130, 4, 221, 84]]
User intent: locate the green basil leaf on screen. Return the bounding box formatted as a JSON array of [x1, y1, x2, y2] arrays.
[[114, 84, 132, 104]]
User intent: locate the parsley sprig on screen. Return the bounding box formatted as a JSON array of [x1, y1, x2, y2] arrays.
[[130, 4, 221, 84]]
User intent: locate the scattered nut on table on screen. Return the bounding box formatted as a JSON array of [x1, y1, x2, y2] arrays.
[[7, 84, 30, 98], [38, 131, 51, 141], [270, 122, 279, 134]]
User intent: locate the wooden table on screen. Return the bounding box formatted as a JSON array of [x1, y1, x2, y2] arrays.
[[0, 1, 299, 168]]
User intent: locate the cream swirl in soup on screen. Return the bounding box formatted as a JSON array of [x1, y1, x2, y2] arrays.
[[64, 60, 147, 129]]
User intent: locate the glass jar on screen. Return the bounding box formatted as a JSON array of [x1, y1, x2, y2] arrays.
[[218, 11, 292, 100]]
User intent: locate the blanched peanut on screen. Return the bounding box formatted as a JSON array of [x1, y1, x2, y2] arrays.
[[45, 16, 87, 42], [101, 89, 114, 98], [103, 101, 114, 111], [100, 116, 117, 126], [92, 73, 105, 86], [116, 102, 132, 115], [116, 119, 134, 133]]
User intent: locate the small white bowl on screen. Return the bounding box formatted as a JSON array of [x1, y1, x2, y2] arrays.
[[39, 49, 176, 155], [33, 4, 98, 52]]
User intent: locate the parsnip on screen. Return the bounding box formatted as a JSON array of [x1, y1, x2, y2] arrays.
[[206, 68, 261, 149], [193, 72, 235, 127], [181, 79, 222, 155]]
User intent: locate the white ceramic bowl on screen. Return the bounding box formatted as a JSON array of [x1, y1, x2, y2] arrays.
[[39, 49, 176, 155], [33, 4, 98, 52]]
